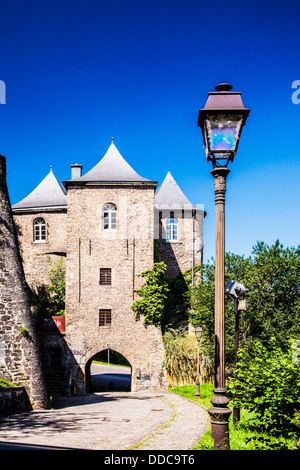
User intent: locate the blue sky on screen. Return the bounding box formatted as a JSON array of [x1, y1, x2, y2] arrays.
[[0, 0, 299, 262]]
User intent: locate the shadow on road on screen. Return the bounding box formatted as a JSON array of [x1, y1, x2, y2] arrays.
[[52, 391, 135, 409]]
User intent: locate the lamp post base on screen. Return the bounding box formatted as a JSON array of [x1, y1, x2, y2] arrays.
[[208, 388, 232, 450]]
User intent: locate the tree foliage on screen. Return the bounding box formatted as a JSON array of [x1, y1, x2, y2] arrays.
[[31, 256, 66, 318], [131, 262, 170, 329], [189, 240, 300, 365], [228, 337, 300, 441], [131, 262, 193, 331]]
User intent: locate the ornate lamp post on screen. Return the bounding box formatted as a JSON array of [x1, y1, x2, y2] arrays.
[[198, 83, 250, 450], [195, 326, 203, 397]]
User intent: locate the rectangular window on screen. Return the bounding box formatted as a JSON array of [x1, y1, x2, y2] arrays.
[[99, 309, 112, 326], [100, 268, 112, 285], [166, 218, 178, 241], [103, 211, 110, 230], [110, 214, 117, 230], [33, 218, 46, 242]]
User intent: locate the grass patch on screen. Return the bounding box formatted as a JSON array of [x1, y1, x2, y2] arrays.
[[170, 384, 299, 450], [170, 383, 213, 409], [0, 378, 22, 388], [194, 409, 257, 450]]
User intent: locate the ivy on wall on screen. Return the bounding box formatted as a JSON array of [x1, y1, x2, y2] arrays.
[[131, 261, 198, 331]]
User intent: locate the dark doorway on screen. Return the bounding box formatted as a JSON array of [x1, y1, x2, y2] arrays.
[[50, 347, 62, 369], [85, 349, 131, 392]]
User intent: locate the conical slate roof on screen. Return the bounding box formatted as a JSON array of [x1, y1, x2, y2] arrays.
[[154, 172, 195, 210], [73, 141, 152, 183], [12, 168, 67, 211]]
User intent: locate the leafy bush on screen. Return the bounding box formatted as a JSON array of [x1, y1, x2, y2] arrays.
[[46, 256, 65, 315], [31, 256, 65, 318], [131, 262, 169, 328], [163, 328, 213, 386], [245, 435, 298, 450], [229, 337, 300, 441], [163, 328, 197, 385], [131, 262, 192, 330]]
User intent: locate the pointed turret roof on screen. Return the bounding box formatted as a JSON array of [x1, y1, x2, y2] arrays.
[[154, 172, 195, 210], [71, 141, 152, 183], [12, 168, 67, 211]]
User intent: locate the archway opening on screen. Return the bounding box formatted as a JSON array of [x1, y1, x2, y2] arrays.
[[86, 349, 132, 392]]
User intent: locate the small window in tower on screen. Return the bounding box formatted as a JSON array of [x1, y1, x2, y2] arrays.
[[99, 309, 112, 326], [166, 218, 178, 241], [33, 217, 46, 242], [100, 268, 112, 285], [102, 203, 117, 230]]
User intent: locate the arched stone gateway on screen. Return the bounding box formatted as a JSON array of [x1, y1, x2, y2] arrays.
[[65, 321, 167, 394], [85, 349, 131, 392]]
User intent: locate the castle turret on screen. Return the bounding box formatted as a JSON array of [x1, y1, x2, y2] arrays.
[[154, 172, 205, 279]]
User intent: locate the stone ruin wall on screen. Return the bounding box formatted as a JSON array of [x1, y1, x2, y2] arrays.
[[0, 155, 47, 409]]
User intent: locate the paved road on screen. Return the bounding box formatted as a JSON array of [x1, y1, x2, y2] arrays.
[[90, 363, 131, 391], [0, 390, 209, 450]]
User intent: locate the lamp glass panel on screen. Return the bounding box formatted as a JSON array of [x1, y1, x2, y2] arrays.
[[195, 327, 202, 339], [207, 114, 243, 155]]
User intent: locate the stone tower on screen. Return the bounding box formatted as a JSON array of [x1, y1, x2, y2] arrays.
[[0, 155, 47, 409], [62, 142, 167, 393], [154, 172, 204, 279]]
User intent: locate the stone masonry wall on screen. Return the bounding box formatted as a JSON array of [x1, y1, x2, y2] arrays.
[[13, 210, 67, 289], [0, 387, 32, 416], [65, 183, 167, 393], [0, 155, 47, 409]]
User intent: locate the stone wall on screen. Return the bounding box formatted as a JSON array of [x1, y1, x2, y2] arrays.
[[64, 183, 167, 393], [0, 155, 48, 409], [13, 209, 67, 289], [0, 387, 32, 416]]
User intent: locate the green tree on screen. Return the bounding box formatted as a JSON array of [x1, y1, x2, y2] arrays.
[[131, 262, 194, 331], [189, 240, 300, 366], [46, 256, 65, 315], [242, 241, 300, 349], [31, 256, 66, 318], [131, 262, 170, 329]]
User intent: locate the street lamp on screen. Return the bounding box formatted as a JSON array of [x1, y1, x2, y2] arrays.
[[198, 83, 250, 450], [195, 326, 203, 397]]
